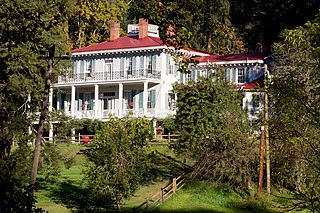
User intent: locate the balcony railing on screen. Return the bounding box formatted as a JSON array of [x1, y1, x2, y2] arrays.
[[58, 69, 161, 84]]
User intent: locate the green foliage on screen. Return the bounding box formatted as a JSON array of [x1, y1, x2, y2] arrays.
[[172, 69, 257, 189], [230, 0, 320, 52], [127, 0, 246, 54], [270, 13, 320, 212], [38, 144, 62, 181], [84, 117, 153, 211], [69, 0, 128, 48], [0, 147, 44, 213]]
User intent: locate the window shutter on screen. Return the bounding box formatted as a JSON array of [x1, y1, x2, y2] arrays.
[[174, 62, 179, 76], [80, 61, 84, 75], [180, 72, 184, 83], [150, 90, 156, 108], [166, 55, 170, 75], [132, 56, 136, 75], [139, 91, 143, 108], [191, 70, 196, 80], [120, 57, 124, 77], [226, 68, 230, 82], [245, 67, 249, 83], [72, 61, 77, 74], [140, 56, 144, 74], [231, 68, 236, 83], [92, 60, 95, 72], [152, 55, 157, 74]]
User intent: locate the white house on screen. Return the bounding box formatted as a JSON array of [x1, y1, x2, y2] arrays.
[[52, 18, 269, 131], [54, 19, 209, 121]]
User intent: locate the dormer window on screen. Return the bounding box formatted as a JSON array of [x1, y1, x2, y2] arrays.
[[238, 68, 245, 84]]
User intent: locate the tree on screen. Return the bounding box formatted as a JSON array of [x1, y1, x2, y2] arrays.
[[230, 0, 320, 52], [0, 0, 76, 210], [270, 13, 320, 212], [69, 0, 128, 49], [172, 69, 257, 189], [127, 0, 246, 54], [84, 117, 153, 211]]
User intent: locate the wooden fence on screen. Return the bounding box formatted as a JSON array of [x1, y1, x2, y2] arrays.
[[133, 175, 185, 213]]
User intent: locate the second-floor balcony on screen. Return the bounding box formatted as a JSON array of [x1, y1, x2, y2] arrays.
[[58, 69, 161, 84]]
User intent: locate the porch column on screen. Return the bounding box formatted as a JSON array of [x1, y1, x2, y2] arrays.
[[56, 93, 60, 110], [118, 83, 123, 117], [49, 124, 53, 142], [71, 85, 75, 117], [143, 81, 148, 115], [49, 87, 53, 112], [94, 84, 99, 119]]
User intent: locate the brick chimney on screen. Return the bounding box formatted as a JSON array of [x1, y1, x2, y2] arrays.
[[110, 20, 120, 41], [139, 18, 148, 39]]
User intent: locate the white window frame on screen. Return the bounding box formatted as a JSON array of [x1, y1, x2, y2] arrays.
[[238, 68, 245, 84]]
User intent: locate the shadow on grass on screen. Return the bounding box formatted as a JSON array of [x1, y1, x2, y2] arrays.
[[141, 150, 193, 185], [48, 179, 90, 212]]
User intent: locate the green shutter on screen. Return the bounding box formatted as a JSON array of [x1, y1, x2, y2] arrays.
[[72, 61, 77, 74], [80, 60, 84, 75], [191, 70, 196, 80], [226, 68, 230, 82], [120, 57, 124, 77], [174, 62, 179, 76], [90, 92, 94, 110], [92, 60, 96, 72], [180, 72, 184, 83], [150, 90, 156, 108], [132, 56, 136, 75], [152, 55, 157, 73], [166, 55, 169, 75], [231, 68, 236, 83], [140, 56, 144, 73], [245, 67, 249, 83], [139, 91, 143, 108]]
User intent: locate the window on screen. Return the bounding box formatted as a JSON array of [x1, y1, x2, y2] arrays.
[[238, 68, 244, 83], [146, 56, 152, 74], [126, 57, 132, 75], [85, 60, 92, 73], [169, 58, 174, 74], [168, 93, 176, 110]]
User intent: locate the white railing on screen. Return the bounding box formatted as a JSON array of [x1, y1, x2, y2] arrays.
[[127, 24, 159, 35], [58, 70, 161, 84], [61, 108, 176, 120]]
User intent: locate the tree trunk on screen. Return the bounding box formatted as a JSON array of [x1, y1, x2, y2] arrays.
[[264, 63, 271, 194], [30, 46, 55, 188], [258, 126, 265, 193]]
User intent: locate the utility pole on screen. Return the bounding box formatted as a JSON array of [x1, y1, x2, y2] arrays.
[[258, 126, 265, 193], [30, 46, 69, 191], [264, 63, 270, 194]]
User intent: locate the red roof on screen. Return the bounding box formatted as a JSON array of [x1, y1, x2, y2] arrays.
[[194, 53, 268, 63], [234, 75, 264, 90], [72, 36, 164, 53]]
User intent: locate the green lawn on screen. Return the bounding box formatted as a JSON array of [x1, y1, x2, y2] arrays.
[[34, 143, 304, 213]]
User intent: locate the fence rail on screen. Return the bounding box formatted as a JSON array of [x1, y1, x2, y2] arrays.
[[133, 175, 185, 212]]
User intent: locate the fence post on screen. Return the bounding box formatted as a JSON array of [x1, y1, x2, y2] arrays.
[[146, 198, 149, 212], [168, 132, 171, 142], [160, 188, 163, 204], [78, 133, 81, 144], [172, 178, 177, 193]]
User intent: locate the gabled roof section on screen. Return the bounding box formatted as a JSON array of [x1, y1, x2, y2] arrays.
[[234, 75, 264, 90], [71, 36, 165, 53], [194, 52, 269, 63]]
